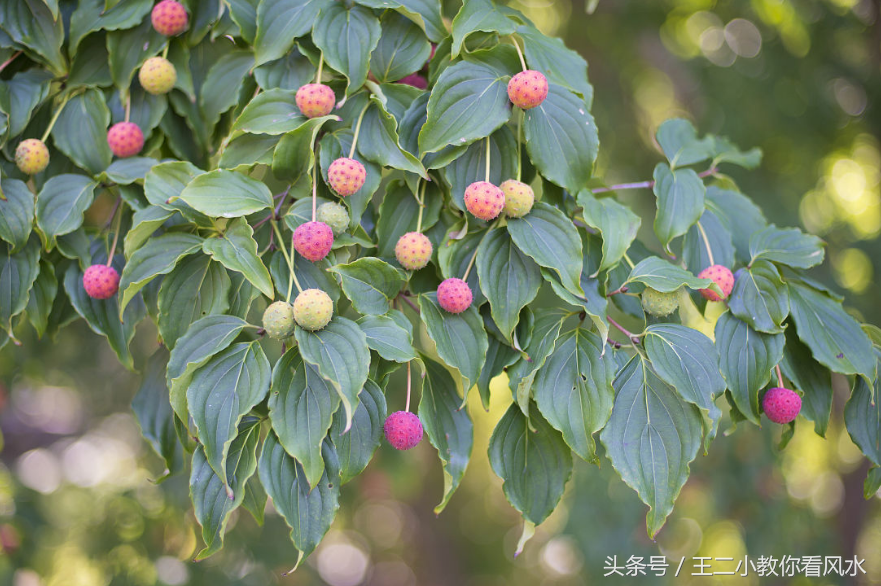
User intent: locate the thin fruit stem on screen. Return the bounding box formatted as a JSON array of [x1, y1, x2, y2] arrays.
[[399, 293, 420, 314], [405, 361, 412, 412], [462, 219, 498, 281], [124, 91, 131, 123], [606, 286, 628, 297], [592, 166, 718, 194], [510, 36, 527, 71], [106, 200, 124, 266], [0, 51, 22, 74], [271, 220, 301, 299], [484, 136, 491, 183], [696, 220, 715, 266], [416, 180, 426, 233], [315, 52, 324, 84], [162, 43, 170, 59], [775, 364, 785, 387], [312, 157, 318, 221], [623, 252, 635, 269], [607, 316, 641, 345], [348, 102, 370, 159], [516, 109, 523, 182], [40, 94, 71, 143]]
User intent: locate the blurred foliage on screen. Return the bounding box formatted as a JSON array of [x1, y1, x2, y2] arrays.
[[2, 0, 880, 584]]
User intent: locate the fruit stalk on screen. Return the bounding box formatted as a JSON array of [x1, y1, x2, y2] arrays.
[[271, 220, 301, 300], [315, 52, 324, 84], [510, 36, 527, 72], [696, 220, 715, 266], [485, 136, 491, 183], [106, 199, 124, 266], [416, 180, 426, 233], [405, 361, 412, 412], [775, 364, 785, 387], [348, 101, 370, 159], [40, 93, 72, 143]]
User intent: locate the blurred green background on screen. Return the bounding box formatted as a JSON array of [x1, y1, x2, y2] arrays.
[[2, 0, 880, 584]]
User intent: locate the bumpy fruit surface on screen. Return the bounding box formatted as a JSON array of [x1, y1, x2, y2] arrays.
[[293, 288, 333, 331], [395, 232, 433, 271], [293, 221, 334, 262], [500, 179, 534, 218], [14, 139, 49, 175], [397, 73, 427, 89], [151, 0, 188, 36], [328, 157, 367, 197], [316, 202, 350, 235], [295, 83, 336, 118], [437, 278, 472, 314], [464, 181, 505, 221], [82, 265, 120, 300], [107, 122, 145, 158], [507, 70, 549, 109], [384, 411, 423, 450], [262, 301, 295, 339], [698, 264, 735, 301], [139, 57, 176, 95], [641, 287, 679, 317], [762, 387, 802, 424]]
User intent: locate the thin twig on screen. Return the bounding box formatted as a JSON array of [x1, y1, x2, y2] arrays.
[[607, 316, 641, 345], [606, 286, 628, 297], [592, 167, 718, 194], [510, 36, 527, 71], [775, 364, 785, 388], [348, 102, 370, 159], [405, 362, 412, 412], [106, 202, 124, 266], [0, 51, 22, 74], [696, 220, 715, 266], [398, 293, 420, 314]]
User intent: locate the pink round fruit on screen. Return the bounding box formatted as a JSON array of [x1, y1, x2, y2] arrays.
[[397, 73, 427, 89], [327, 157, 367, 197], [107, 122, 145, 158], [82, 265, 120, 300], [698, 264, 735, 302], [293, 221, 334, 262], [14, 139, 49, 175], [395, 232, 432, 271], [295, 83, 336, 118], [437, 277, 472, 314], [464, 181, 505, 221], [384, 411, 423, 450], [507, 70, 548, 110], [151, 0, 188, 36], [762, 387, 802, 424]]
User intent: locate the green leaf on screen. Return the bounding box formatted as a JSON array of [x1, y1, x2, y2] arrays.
[[226, 0, 260, 43], [230, 88, 306, 135], [652, 163, 705, 253], [0, 238, 40, 336], [477, 335, 520, 409], [865, 467, 881, 500], [419, 355, 474, 513], [219, 133, 281, 170], [157, 255, 231, 350], [272, 115, 338, 181], [190, 418, 260, 560], [178, 170, 274, 218], [709, 136, 763, 169], [26, 259, 57, 338], [124, 206, 176, 258], [0, 179, 35, 252], [296, 316, 370, 432], [329, 258, 405, 315], [330, 378, 385, 484], [534, 329, 615, 463], [599, 355, 702, 538], [354, 0, 445, 42], [749, 225, 825, 269], [269, 348, 340, 488], [68, 0, 152, 57], [270, 250, 341, 303], [187, 341, 271, 485], [445, 125, 517, 210], [844, 353, 881, 466], [0, 69, 53, 138], [200, 50, 256, 131], [523, 83, 598, 194], [418, 293, 489, 398], [625, 256, 716, 293], [255, 47, 315, 90], [370, 11, 431, 82], [476, 228, 540, 342], [254, 0, 332, 67], [313, 3, 382, 95], [728, 261, 789, 334], [144, 161, 211, 225], [119, 233, 204, 315], [714, 311, 784, 424], [577, 191, 641, 274], [705, 186, 767, 263], [517, 24, 592, 103], [450, 0, 515, 57], [374, 180, 441, 258], [507, 308, 568, 416], [682, 210, 735, 274], [35, 175, 98, 248], [166, 315, 250, 422], [102, 158, 160, 186], [489, 403, 573, 525], [436, 224, 486, 306], [202, 218, 274, 299], [357, 313, 417, 362], [132, 347, 182, 479], [787, 279, 876, 382], [0, 0, 65, 74], [779, 327, 833, 437], [107, 18, 165, 90], [655, 118, 713, 168], [418, 52, 513, 155], [258, 433, 340, 561], [51, 89, 113, 175], [67, 33, 112, 88], [359, 98, 427, 177], [507, 202, 583, 296]]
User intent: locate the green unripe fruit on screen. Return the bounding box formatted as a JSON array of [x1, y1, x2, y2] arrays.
[[316, 202, 350, 235], [15, 139, 49, 175], [641, 287, 679, 317], [500, 179, 535, 218], [139, 57, 177, 95], [293, 288, 333, 331], [262, 301, 295, 339]]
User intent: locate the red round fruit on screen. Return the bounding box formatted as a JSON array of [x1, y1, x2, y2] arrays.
[[464, 181, 505, 221], [762, 387, 802, 424], [151, 0, 189, 36], [327, 157, 367, 197], [698, 264, 735, 301], [507, 70, 549, 110], [437, 277, 472, 314], [295, 83, 336, 118], [82, 265, 120, 300], [107, 122, 145, 158], [293, 221, 334, 262], [384, 411, 423, 450]]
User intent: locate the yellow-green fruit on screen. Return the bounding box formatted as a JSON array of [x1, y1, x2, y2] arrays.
[[500, 179, 534, 218], [262, 301, 295, 339], [316, 202, 350, 235], [641, 287, 679, 317], [293, 288, 333, 331], [139, 57, 177, 95], [15, 139, 49, 175]]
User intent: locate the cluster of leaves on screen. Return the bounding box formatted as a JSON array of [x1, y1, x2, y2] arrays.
[[1, 0, 879, 565]]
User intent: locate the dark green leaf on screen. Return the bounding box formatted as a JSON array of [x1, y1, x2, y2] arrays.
[[68, 0, 151, 56], [705, 186, 767, 263], [26, 259, 56, 337], [0, 179, 35, 252], [749, 225, 825, 269], [370, 11, 431, 82], [682, 210, 734, 274], [35, 175, 98, 248], [107, 18, 165, 90], [230, 88, 306, 135], [329, 258, 405, 315], [200, 50, 256, 131], [0, 0, 65, 74], [517, 24, 592, 102], [157, 255, 231, 350], [124, 206, 176, 257], [0, 69, 52, 138], [119, 233, 204, 314], [51, 89, 112, 175], [133, 347, 182, 479], [313, 3, 382, 95], [655, 118, 713, 168], [359, 98, 427, 177], [779, 327, 833, 437], [625, 256, 716, 294], [330, 379, 385, 484], [507, 308, 568, 416], [254, 0, 332, 67], [577, 190, 641, 274], [178, 170, 274, 218], [844, 353, 881, 466], [357, 313, 417, 362], [652, 163, 705, 253], [728, 261, 789, 334], [445, 125, 517, 210], [450, 0, 515, 57], [0, 238, 40, 336], [507, 202, 583, 296], [202, 218, 274, 298]]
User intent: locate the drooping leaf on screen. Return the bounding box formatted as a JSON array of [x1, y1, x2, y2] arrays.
[[655, 118, 713, 168], [507, 202, 583, 296], [35, 175, 98, 248], [517, 24, 592, 102], [157, 255, 231, 350], [652, 163, 705, 253], [230, 88, 306, 135], [119, 233, 204, 315], [178, 170, 274, 218], [779, 327, 834, 437], [370, 11, 431, 82], [749, 225, 825, 269], [51, 89, 112, 175], [0, 179, 36, 252], [705, 186, 767, 264], [357, 313, 417, 363], [728, 261, 789, 334], [201, 218, 274, 299], [26, 259, 57, 338], [330, 379, 386, 484], [450, 0, 515, 57], [844, 352, 881, 467], [445, 125, 517, 210], [0, 238, 40, 336], [358, 98, 427, 177], [682, 209, 735, 274], [625, 256, 716, 294], [312, 3, 382, 95], [329, 258, 405, 316], [577, 190, 641, 274], [254, 0, 332, 67], [507, 308, 568, 416], [132, 347, 182, 479]]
